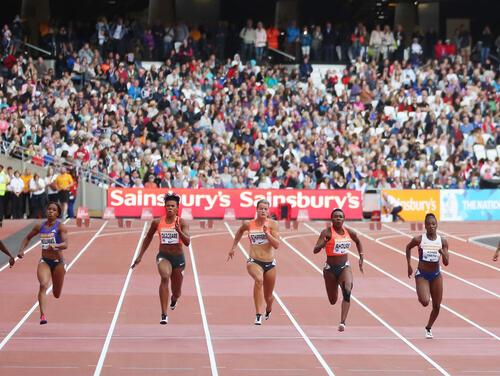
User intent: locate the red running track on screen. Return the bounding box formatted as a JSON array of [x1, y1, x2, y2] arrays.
[[0, 219, 498, 375]]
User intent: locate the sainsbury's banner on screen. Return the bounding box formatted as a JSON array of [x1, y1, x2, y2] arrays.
[[107, 188, 363, 220], [440, 189, 500, 221], [381, 189, 440, 222]]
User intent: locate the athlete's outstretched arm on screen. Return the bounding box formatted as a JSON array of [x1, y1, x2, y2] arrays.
[[227, 221, 249, 261], [313, 228, 330, 254], [440, 237, 449, 266], [405, 236, 421, 278], [348, 229, 364, 273], [131, 220, 159, 268], [176, 218, 190, 246], [0, 241, 15, 267], [264, 221, 280, 249], [18, 224, 42, 258]]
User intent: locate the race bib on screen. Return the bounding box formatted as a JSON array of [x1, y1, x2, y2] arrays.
[[334, 240, 351, 255], [160, 230, 179, 245], [249, 232, 269, 245], [41, 235, 56, 250], [422, 249, 440, 262]]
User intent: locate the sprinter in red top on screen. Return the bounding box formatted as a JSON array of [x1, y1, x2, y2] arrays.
[[131, 193, 190, 325], [313, 208, 364, 331], [228, 199, 280, 325]]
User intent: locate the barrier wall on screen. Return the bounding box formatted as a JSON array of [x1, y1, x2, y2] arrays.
[[381, 190, 441, 222], [440, 189, 500, 221], [107, 188, 363, 220], [382, 189, 500, 222]]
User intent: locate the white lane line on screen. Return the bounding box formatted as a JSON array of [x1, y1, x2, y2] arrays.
[[224, 222, 336, 376], [93, 222, 147, 376], [437, 229, 467, 242], [0, 218, 71, 272], [379, 224, 500, 272], [0, 221, 108, 351], [7, 335, 497, 341], [188, 241, 219, 376], [377, 234, 409, 241], [283, 223, 451, 376], [301, 224, 499, 341]]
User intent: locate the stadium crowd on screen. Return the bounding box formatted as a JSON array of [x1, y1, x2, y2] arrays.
[[0, 14, 499, 219]]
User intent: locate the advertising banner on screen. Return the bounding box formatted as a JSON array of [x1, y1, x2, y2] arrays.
[[381, 190, 440, 222], [107, 188, 363, 220], [440, 189, 500, 221]]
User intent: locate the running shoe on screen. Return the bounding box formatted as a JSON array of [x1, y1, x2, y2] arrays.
[[160, 314, 168, 325], [254, 314, 263, 325], [40, 314, 47, 325], [265, 310, 271, 320], [170, 298, 178, 311], [338, 323, 346, 332], [425, 327, 433, 339]]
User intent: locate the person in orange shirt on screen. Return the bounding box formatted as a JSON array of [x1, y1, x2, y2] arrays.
[[21, 168, 33, 218], [55, 167, 74, 219], [266, 25, 280, 51], [131, 193, 190, 325], [227, 200, 280, 325], [144, 174, 158, 188], [313, 208, 364, 332]]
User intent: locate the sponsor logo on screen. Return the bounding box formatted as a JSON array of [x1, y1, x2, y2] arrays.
[[108, 188, 363, 220]]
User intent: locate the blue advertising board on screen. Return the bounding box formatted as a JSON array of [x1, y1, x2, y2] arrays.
[[440, 189, 500, 221]]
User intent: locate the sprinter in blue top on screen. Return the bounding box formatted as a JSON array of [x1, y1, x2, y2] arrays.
[[18, 202, 68, 324]]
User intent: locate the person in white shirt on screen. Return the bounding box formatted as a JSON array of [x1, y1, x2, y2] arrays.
[[45, 167, 59, 203], [382, 192, 404, 222], [254, 22, 267, 63], [29, 172, 46, 218], [239, 19, 256, 62], [8, 170, 24, 219]]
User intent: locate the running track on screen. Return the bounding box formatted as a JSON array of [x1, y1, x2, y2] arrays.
[[0, 219, 498, 375]]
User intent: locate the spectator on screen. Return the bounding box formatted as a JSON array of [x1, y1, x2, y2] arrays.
[[55, 167, 74, 219], [382, 192, 404, 222], [8, 170, 23, 219], [239, 19, 255, 62], [254, 22, 267, 63], [29, 172, 46, 219]]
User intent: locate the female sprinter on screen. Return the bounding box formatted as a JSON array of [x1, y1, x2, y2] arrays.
[[227, 199, 280, 325], [18, 202, 68, 324], [405, 213, 449, 339], [313, 208, 364, 332], [131, 193, 190, 325]]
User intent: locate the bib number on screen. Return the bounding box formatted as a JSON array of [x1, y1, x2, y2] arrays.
[[422, 250, 440, 262], [249, 232, 268, 245], [334, 241, 351, 255], [41, 236, 56, 250], [160, 230, 179, 245]]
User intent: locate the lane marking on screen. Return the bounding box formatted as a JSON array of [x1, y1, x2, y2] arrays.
[[224, 222, 336, 376], [188, 241, 219, 376], [281, 223, 451, 376], [0, 221, 108, 351], [301, 224, 500, 341], [93, 222, 147, 376]]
